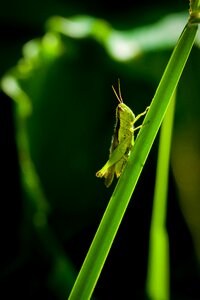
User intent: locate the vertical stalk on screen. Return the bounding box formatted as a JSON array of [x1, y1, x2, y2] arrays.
[[146, 92, 176, 300]]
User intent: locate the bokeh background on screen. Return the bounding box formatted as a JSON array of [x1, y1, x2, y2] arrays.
[[1, 1, 200, 299]]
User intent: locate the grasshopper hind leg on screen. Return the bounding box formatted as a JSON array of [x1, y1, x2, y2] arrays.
[[104, 166, 115, 188]]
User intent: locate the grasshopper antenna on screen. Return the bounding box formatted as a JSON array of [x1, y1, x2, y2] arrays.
[[112, 79, 123, 103]]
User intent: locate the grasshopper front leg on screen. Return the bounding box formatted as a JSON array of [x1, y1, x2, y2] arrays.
[[133, 106, 149, 124]]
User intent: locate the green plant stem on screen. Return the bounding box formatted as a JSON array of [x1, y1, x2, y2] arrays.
[[146, 92, 176, 300], [68, 23, 198, 300]]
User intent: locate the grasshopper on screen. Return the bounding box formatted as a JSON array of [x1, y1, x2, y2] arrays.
[[96, 80, 148, 187]]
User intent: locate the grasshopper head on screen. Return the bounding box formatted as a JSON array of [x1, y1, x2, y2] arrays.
[[112, 81, 135, 124], [118, 102, 135, 123]]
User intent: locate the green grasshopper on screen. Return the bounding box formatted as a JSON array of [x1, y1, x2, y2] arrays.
[[96, 80, 148, 187]]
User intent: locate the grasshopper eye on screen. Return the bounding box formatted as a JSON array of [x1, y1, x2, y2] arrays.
[[118, 104, 125, 111]]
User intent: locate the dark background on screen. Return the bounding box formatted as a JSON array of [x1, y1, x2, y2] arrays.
[[1, 1, 200, 299]]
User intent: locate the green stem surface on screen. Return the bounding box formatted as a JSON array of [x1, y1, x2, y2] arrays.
[[68, 23, 198, 300]]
